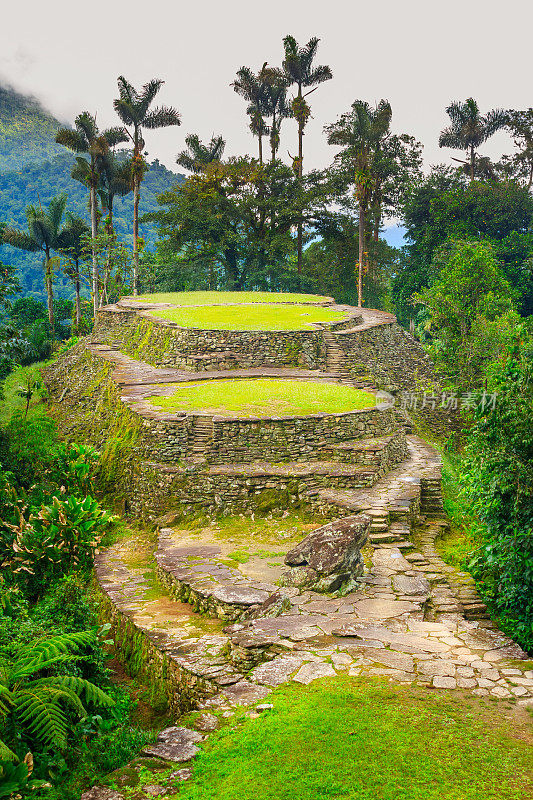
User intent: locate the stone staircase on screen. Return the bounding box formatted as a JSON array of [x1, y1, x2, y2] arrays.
[[323, 331, 352, 382], [189, 415, 214, 461]]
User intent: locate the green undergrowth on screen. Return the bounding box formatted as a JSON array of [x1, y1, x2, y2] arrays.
[[148, 302, 345, 331], [149, 379, 376, 416], [137, 291, 330, 306], [127, 677, 533, 800], [0, 361, 49, 424]]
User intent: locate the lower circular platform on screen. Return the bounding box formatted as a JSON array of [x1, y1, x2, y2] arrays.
[[146, 378, 377, 418]]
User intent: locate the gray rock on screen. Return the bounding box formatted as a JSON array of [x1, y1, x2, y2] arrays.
[[244, 590, 292, 619], [280, 515, 369, 593], [211, 586, 271, 606], [392, 574, 430, 596], [293, 662, 336, 684], [169, 768, 193, 782], [141, 727, 203, 763], [193, 713, 219, 732], [81, 790, 124, 800]]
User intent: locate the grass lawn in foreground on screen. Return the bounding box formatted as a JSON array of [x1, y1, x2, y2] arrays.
[[137, 291, 331, 306], [148, 379, 376, 417], [146, 303, 346, 330], [176, 677, 533, 800]]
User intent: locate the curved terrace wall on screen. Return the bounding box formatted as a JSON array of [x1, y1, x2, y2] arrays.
[[95, 308, 334, 371]]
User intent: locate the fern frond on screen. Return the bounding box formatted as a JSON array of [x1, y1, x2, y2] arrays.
[[0, 738, 17, 761], [39, 677, 114, 709], [11, 631, 95, 677], [10, 654, 79, 682], [0, 684, 15, 716], [15, 691, 69, 749]]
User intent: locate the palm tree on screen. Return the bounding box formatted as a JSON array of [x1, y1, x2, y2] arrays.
[[114, 76, 181, 295], [56, 113, 127, 312], [259, 65, 291, 162], [57, 214, 90, 328], [232, 66, 270, 165], [326, 100, 392, 306], [439, 98, 507, 182], [98, 152, 133, 235], [2, 194, 69, 334], [177, 133, 226, 173], [282, 36, 332, 274]]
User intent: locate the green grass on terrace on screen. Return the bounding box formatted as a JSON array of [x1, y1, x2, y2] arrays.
[[146, 302, 345, 331], [176, 677, 533, 800], [137, 290, 331, 306], [148, 379, 376, 417]]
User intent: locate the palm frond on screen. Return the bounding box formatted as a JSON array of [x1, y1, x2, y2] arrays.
[[75, 112, 98, 144], [143, 106, 181, 130], [55, 128, 87, 152], [116, 75, 137, 105], [103, 126, 129, 147], [139, 78, 164, 117], [113, 98, 136, 127], [2, 228, 39, 253]]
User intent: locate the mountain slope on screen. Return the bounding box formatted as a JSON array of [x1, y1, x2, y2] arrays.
[[0, 85, 64, 171]]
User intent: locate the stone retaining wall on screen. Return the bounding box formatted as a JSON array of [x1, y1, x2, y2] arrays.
[[207, 408, 397, 463], [94, 572, 219, 714], [95, 311, 328, 371], [334, 322, 434, 392]]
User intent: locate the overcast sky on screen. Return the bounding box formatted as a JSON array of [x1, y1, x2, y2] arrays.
[[1, 0, 531, 176]]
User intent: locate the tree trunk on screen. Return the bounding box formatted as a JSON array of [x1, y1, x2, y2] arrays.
[[258, 134, 263, 166], [358, 204, 365, 308], [470, 145, 475, 182], [90, 184, 99, 313], [271, 111, 277, 163], [296, 111, 304, 278], [44, 249, 55, 337], [75, 263, 81, 328], [133, 173, 140, 295]]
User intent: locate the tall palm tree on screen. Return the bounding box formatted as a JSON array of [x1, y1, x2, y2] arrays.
[[98, 152, 133, 234], [282, 36, 332, 274], [3, 194, 69, 334], [232, 66, 270, 165], [259, 65, 291, 162], [326, 100, 392, 306], [177, 133, 226, 173], [56, 113, 127, 312], [114, 76, 181, 295], [439, 98, 507, 182], [57, 214, 90, 328]]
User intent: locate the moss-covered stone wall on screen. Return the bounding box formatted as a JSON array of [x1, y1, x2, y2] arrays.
[[95, 310, 328, 371]]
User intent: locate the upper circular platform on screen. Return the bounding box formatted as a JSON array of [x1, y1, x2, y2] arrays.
[[119, 291, 349, 332]]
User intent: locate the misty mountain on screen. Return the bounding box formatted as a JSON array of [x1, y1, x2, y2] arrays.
[[0, 85, 64, 171]]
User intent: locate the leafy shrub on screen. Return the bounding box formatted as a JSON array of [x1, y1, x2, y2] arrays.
[[460, 338, 533, 652], [1, 411, 57, 486], [49, 442, 99, 495], [2, 494, 116, 599], [0, 756, 48, 797]]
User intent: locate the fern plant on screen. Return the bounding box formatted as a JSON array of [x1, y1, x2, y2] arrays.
[[0, 630, 114, 759]]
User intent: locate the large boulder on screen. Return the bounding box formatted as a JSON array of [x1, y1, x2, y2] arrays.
[[280, 514, 370, 592]]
